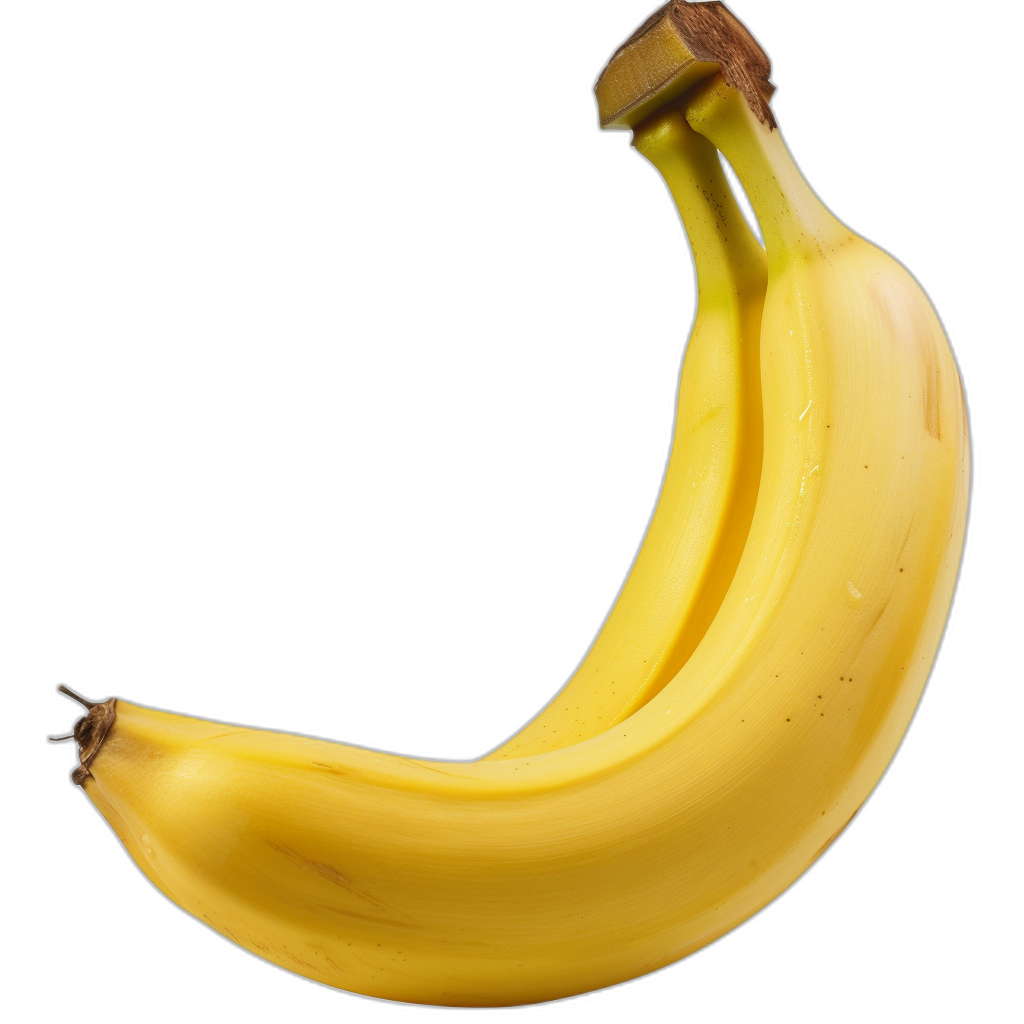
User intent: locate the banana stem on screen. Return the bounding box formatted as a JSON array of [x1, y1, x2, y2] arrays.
[[683, 79, 848, 261], [58, 684, 97, 709], [632, 105, 765, 296]]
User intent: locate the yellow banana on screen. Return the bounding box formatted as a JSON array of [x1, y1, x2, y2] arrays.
[[490, 112, 764, 758], [59, 1, 968, 1007]]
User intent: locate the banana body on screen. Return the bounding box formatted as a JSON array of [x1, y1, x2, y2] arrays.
[[491, 113, 764, 757], [74, 78, 968, 1005], [66, 29, 966, 1007]]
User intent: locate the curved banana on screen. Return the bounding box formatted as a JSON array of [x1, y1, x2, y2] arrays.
[[489, 113, 764, 758], [61, 2, 968, 1008]]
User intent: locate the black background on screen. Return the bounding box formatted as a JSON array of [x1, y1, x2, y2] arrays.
[[36, 2, 987, 1015]]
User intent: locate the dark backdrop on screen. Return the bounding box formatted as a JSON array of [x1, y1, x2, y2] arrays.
[[36, 2, 987, 1015]]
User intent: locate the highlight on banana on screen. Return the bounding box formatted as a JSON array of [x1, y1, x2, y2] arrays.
[[54, 1, 969, 1006]]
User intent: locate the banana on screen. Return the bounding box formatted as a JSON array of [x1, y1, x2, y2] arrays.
[[59, 1, 968, 1007], [489, 111, 764, 758]]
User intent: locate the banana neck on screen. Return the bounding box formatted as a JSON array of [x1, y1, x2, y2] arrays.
[[632, 106, 765, 298], [684, 82, 849, 263]]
